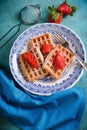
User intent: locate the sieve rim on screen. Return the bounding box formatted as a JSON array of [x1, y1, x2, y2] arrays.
[[20, 5, 41, 25]]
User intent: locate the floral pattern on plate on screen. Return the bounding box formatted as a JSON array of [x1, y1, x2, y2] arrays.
[[9, 23, 86, 95]]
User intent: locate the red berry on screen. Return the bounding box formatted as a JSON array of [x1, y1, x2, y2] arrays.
[[48, 5, 63, 24], [53, 51, 66, 70], [22, 51, 39, 68], [41, 43, 53, 54], [58, 2, 72, 15], [48, 14, 63, 24], [58, 1, 77, 16]]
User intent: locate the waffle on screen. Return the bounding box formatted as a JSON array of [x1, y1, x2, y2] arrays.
[[19, 47, 48, 81], [43, 44, 74, 79], [28, 33, 55, 58]]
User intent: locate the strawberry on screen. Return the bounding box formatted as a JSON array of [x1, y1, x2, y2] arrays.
[[22, 51, 39, 68], [48, 5, 63, 24], [53, 50, 66, 70], [58, 1, 77, 16], [41, 43, 53, 54]]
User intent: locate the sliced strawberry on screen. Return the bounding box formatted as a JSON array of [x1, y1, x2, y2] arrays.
[[22, 51, 39, 68], [41, 43, 53, 54], [53, 50, 66, 70]]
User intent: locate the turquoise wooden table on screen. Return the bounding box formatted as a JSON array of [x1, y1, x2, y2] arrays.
[[0, 0, 87, 130]]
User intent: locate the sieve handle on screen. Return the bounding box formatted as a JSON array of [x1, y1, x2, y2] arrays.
[[0, 23, 22, 49]]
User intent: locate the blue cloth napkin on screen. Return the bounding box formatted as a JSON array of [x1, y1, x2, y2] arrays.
[[0, 68, 85, 130]]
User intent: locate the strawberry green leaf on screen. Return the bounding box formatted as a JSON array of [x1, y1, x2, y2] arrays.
[[48, 5, 60, 20], [70, 6, 77, 16], [50, 11, 59, 20], [48, 5, 55, 11]]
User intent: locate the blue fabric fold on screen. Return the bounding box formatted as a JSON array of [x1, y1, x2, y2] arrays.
[[0, 68, 86, 130]]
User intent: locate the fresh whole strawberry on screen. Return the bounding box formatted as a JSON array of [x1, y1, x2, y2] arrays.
[[22, 51, 39, 68], [41, 43, 53, 54], [48, 5, 63, 24], [53, 50, 66, 70], [58, 1, 77, 16]]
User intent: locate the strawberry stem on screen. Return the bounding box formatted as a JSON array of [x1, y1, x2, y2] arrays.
[[70, 6, 77, 16], [48, 5, 55, 11], [48, 5, 60, 20]]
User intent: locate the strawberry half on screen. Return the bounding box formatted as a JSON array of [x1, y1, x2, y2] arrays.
[[53, 50, 66, 70], [58, 1, 77, 16], [41, 43, 53, 54], [48, 5, 63, 24], [22, 51, 39, 68]]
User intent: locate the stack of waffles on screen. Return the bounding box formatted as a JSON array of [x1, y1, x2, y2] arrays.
[[19, 33, 74, 81]]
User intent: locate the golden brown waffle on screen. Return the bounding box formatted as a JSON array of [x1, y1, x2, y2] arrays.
[[19, 47, 48, 81], [28, 33, 55, 56], [43, 44, 74, 79]]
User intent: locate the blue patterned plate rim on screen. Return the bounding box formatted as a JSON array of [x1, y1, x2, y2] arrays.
[[9, 23, 86, 96]]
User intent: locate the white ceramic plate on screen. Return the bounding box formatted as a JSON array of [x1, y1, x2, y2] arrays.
[[9, 23, 86, 96]]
